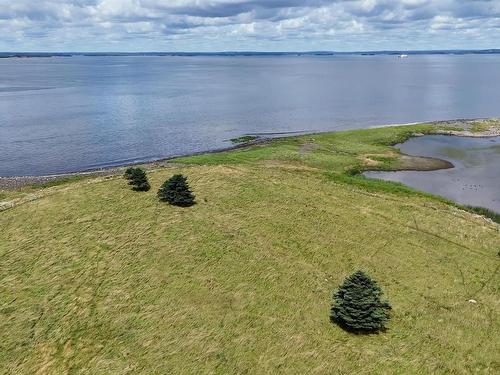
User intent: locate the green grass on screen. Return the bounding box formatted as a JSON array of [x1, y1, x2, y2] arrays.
[[32, 175, 85, 188], [178, 125, 430, 169], [177, 123, 454, 174], [1, 122, 499, 374], [469, 119, 500, 133], [229, 135, 258, 144]]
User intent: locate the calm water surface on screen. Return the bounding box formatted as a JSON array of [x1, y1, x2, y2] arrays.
[[365, 135, 500, 213], [1, 55, 500, 176]]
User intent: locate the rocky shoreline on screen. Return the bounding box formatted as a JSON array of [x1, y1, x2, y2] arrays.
[[0, 139, 266, 190], [1, 118, 498, 190], [0, 169, 121, 190]]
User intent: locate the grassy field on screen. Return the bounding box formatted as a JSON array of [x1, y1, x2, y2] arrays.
[[1, 121, 499, 374]]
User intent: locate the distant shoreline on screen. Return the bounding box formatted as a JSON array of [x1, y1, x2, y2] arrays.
[[1, 118, 499, 190], [1, 49, 500, 59]]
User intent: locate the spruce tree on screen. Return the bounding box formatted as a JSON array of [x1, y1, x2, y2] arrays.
[[157, 174, 195, 206], [330, 270, 391, 333], [126, 168, 150, 192], [124, 167, 135, 180]]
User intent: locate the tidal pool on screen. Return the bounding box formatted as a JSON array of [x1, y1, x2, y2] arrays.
[[364, 135, 500, 213]]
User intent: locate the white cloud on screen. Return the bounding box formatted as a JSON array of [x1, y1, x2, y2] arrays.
[[0, 0, 498, 51]]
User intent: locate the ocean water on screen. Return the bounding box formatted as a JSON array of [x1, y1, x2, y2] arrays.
[[1, 54, 500, 176], [365, 135, 500, 213]]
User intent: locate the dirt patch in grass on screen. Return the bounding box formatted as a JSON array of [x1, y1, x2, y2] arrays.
[[259, 160, 320, 172], [299, 141, 322, 154], [361, 157, 380, 167]]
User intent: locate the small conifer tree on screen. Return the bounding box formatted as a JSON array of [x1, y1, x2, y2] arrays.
[[126, 168, 150, 192], [330, 270, 391, 333], [124, 167, 135, 180], [157, 174, 195, 206]]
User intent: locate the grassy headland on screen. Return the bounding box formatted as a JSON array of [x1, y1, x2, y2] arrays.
[[1, 120, 499, 374]]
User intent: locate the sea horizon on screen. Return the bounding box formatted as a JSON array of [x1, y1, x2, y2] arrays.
[[1, 48, 500, 58]]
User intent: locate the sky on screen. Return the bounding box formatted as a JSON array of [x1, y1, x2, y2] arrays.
[[0, 0, 499, 52]]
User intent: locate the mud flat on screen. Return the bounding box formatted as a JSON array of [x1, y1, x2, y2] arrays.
[[365, 134, 500, 213]]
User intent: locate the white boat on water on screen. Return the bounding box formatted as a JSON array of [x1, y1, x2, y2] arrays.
[[398, 54, 409, 58]]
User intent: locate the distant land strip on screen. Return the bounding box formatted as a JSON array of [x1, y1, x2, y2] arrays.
[[1, 49, 500, 59]]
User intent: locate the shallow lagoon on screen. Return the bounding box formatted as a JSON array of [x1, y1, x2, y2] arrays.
[[364, 135, 500, 213]]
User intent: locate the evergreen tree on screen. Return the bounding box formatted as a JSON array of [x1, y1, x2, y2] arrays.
[[157, 174, 195, 206], [330, 270, 391, 333], [124, 167, 136, 180], [126, 168, 150, 192]]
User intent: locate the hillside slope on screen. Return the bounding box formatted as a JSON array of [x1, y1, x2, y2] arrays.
[[1, 122, 499, 374]]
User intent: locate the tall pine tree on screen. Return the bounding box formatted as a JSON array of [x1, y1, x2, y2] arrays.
[[330, 270, 391, 333], [157, 174, 195, 207]]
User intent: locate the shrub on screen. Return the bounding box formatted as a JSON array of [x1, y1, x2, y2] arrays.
[[345, 166, 363, 176], [330, 270, 391, 333], [157, 174, 195, 206], [126, 168, 150, 192], [230, 135, 258, 144]]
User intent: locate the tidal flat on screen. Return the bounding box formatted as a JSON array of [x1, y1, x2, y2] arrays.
[[365, 135, 500, 213]]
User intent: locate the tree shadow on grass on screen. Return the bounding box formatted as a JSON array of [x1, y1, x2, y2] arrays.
[[329, 316, 389, 335]]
